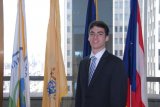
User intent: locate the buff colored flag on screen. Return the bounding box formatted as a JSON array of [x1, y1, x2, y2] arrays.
[[8, 0, 30, 107], [42, 0, 68, 107]]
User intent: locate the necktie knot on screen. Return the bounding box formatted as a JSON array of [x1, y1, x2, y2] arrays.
[[88, 56, 97, 85], [91, 56, 96, 62]]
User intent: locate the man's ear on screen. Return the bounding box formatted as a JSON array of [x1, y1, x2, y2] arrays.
[[105, 36, 109, 42]]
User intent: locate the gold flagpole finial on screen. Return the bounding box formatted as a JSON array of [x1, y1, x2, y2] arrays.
[[94, 0, 99, 20]]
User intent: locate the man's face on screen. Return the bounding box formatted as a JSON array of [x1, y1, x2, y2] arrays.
[[88, 26, 109, 51]]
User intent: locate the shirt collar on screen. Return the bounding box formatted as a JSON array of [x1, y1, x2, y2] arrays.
[[90, 48, 106, 60]]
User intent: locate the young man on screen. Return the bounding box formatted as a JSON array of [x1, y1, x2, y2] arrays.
[[75, 20, 127, 107]]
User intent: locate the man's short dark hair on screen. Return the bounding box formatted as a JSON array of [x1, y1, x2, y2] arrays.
[[89, 20, 109, 36]]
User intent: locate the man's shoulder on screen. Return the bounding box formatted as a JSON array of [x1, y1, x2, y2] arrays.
[[105, 52, 123, 63], [81, 56, 90, 62]]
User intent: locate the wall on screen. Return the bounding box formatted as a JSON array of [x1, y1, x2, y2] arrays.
[[3, 97, 75, 107]]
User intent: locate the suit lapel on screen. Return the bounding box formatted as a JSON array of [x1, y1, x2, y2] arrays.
[[88, 51, 109, 87]]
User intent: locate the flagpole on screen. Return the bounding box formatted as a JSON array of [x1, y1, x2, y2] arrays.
[[94, 0, 99, 20]]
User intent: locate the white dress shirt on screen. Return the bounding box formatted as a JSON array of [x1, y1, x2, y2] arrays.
[[90, 48, 106, 68]]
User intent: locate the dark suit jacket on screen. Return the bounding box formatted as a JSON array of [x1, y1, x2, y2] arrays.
[[75, 51, 127, 107]]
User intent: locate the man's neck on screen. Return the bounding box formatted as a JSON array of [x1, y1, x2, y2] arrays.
[[92, 48, 106, 55]]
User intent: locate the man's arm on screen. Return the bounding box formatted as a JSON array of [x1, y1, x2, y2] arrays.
[[75, 61, 82, 107], [110, 61, 128, 107]]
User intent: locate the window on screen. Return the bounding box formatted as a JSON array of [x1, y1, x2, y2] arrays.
[[115, 38, 118, 44], [119, 26, 123, 32], [115, 14, 118, 20], [119, 13, 123, 21], [159, 0, 160, 14], [115, 50, 118, 56], [67, 1, 70, 9], [75, 51, 83, 57], [67, 14, 71, 22], [67, 62, 70, 68], [67, 38, 70, 44], [119, 50, 123, 56], [115, 1, 118, 8], [115, 26, 118, 32], [119, 1, 123, 9], [158, 21, 160, 42], [125, 13, 129, 21], [125, 26, 128, 32], [3, 0, 50, 95], [119, 38, 123, 44], [67, 26, 70, 32], [125, 1, 129, 9], [67, 50, 70, 56]]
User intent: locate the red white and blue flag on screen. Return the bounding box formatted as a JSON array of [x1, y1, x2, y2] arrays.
[[123, 0, 148, 107]]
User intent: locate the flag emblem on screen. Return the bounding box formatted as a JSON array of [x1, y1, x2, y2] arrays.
[[47, 80, 56, 95]]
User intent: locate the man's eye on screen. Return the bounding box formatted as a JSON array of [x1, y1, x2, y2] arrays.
[[98, 33, 103, 35], [89, 33, 94, 35]]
